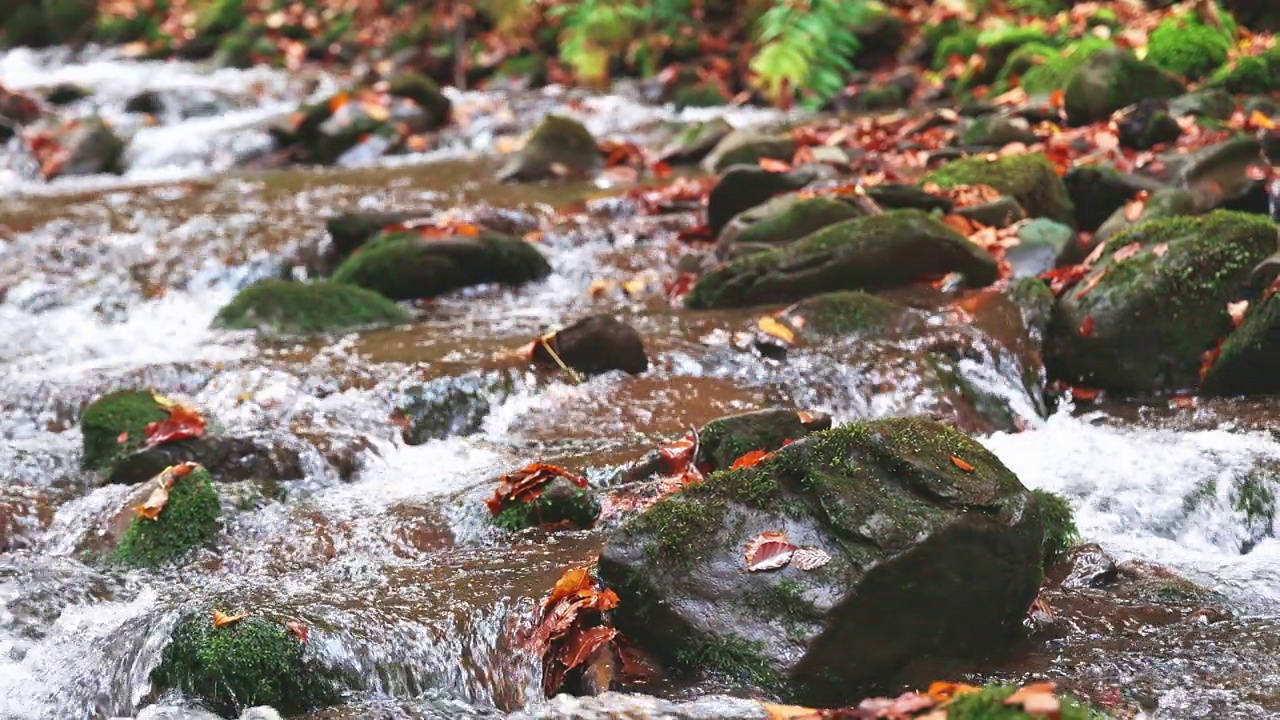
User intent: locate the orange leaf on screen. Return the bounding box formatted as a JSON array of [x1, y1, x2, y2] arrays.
[[287, 621, 309, 643], [117, 431, 129, 444], [950, 455, 974, 472], [757, 316, 796, 345], [557, 626, 617, 671], [730, 450, 771, 470], [796, 411, 819, 426], [1004, 682, 1061, 714], [758, 158, 792, 172], [744, 531, 796, 572], [327, 92, 350, 112], [1151, 243, 1169, 257], [1079, 316, 1095, 337], [212, 609, 249, 628], [1111, 241, 1142, 262], [928, 681, 980, 702], [761, 703, 818, 719], [143, 404, 207, 447], [1048, 88, 1065, 109], [543, 567, 592, 612], [134, 483, 169, 521], [1123, 190, 1149, 221], [1070, 386, 1101, 401], [1249, 109, 1276, 130]]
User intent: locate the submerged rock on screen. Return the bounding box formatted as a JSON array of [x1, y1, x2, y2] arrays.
[[599, 418, 1044, 704], [701, 130, 797, 174], [80, 390, 169, 471], [532, 314, 648, 376], [107, 435, 304, 486], [151, 612, 337, 718], [497, 115, 602, 182], [47, 117, 125, 178], [109, 464, 221, 568], [707, 165, 816, 237], [1050, 211, 1279, 393], [491, 475, 600, 532], [212, 280, 410, 335], [716, 194, 874, 261], [684, 210, 998, 309], [398, 369, 525, 444], [329, 231, 550, 301], [1063, 47, 1185, 125], [696, 408, 831, 471], [924, 152, 1074, 227]]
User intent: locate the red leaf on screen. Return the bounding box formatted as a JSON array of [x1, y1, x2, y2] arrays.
[[1079, 316, 1095, 337], [143, 404, 207, 447], [1199, 340, 1224, 383], [744, 531, 796, 572], [1040, 264, 1090, 295], [950, 456, 974, 472], [557, 626, 618, 671], [1070, 387, 1101, 402], [117, 431, 129, 444], [287, 621, 309, 643], [729, 450, 771, 470], [485, 463, 587, 515]]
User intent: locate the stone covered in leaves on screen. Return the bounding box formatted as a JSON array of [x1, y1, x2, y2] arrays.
[[1051, 211, 1279, 393], [497, 115, 602, 181], [487, 464, 599, 532], [924, 153, 1075, 227], [696, 409, 831, 472], [151, 612, 337, 718], [213, 280, 410, 335], [716, 193, 873, 261], [330, 230, 550, 301], [1063, 47, 1185, 125], [684, 210, 999, 310], [81, 390, 169, 471], [599, 417, 1044, 702], [110, 464, 220, 568]]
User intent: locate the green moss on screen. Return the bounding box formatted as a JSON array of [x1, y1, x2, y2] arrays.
[[491, 485, 600, 532], [1208, 55, 1277, 94], [961, 26, 1053, 89], [670, 633, 781, 691], [81, 390, 168, 470], [788, 291, 907, 336], [110, 466, 221, 568], [933, 28, 980, 70], [196, 0, 244, 37], [944, 684, 1106, 719], [924, 153, 1074, 227], [1147, 15, 1231, 80], [1032, 489, 1079, 567], [995, 42, 1057, 89], [626, 494, 727, 567], [1008, 0, 1064, 16], [730, 197, 865, 252], [1234, 472, 1275, 528], [1019, 36, 1113, 94], [212, 280, 410, 335], [671, 83, 729, 109], [1064, 47, 1185, 125], [151, 613, 336, 717], [741, 579, 816, 641], [1, 0, 95, 47]]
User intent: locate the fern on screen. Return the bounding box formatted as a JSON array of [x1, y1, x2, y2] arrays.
[[549, 0, 694, 83], [749, 0, 866, 108]]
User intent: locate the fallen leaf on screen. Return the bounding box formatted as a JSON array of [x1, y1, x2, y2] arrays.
[[757, 316, 796, 345], [542, 567, 593, 612], [928, 681, 979, 702], [950, 455, 974, 472], [758, 157, 792, 172], [1228, 300, 1249, 327], [485, 463, 587, 516], [133, 483, 169, 521], [796, 410, 820, 426], [1079, 316, 1096, 337], [1004, 681, 1061, 715], [730, 450, 771, 470], [1171, 396, 1197, 409], [1073, 269, 1107, 300], [287, 621, 309, 643], [761, 703, 818, 720], [1249, 109, 1276, 130], [1070, 386, 1101, 401], [1151, 243, 1169, 257], [557, 626, 618, 671], [1111, 241, 1142, 262], [744, 531, 797, 572], [212, 609, 249, 628], [791, 547, 832, 570], [1123, 190, 1150, 221], [1048, 88, 1065, 109], [143, 403, 207, 447], [117, 431, 129, 444]]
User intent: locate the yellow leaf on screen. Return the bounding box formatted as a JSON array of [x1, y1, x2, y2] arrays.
[[212, 609, 249, 628], [622, 276, 648, 297], [760, 702, 818, 719], [757, 316, 796, 345], [133, 483, 169, 521], [1250, 110, 1276, 130], [151, 392, 178, 409]]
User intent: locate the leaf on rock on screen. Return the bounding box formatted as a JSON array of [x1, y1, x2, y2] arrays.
[[745, 531, 797, 572], [1079, 316, 1095, 337], [287, 621, 310, 643], [134, 483, 169, 521], [1111, 241, 1143, 263], [143, 403, 207, 447], [730, 449, 772, 470], [757, 316, 796, 345], [557, 625, 617, 671], [1123, 190, 1150, 221], [212, 609, 249, 628], [1004, 681, 1061, 714], [791, 546, 832, 570], [1151, 243, 1169, 258], [928, 681, 979, 702], [758, 158, 792, 173], [950, 455, 974, 472], [1040, 264, 1089, 296], [485, 463, 588, 515], [117, 431, 129, 444], [1228, 300, 1249, 327]]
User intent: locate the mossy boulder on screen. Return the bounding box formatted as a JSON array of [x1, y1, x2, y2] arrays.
[[1208, 55, 1279, 94], [387, 72, 452, 129], [944, 684, 1104, 720], [716, 194, 872, 260], [1063, 47, 1185, 126], [1201, 293, 1280, 396], [961, 26, 1052, 89], [1033, 488, 1080, 567], [684, 210, 999, 310], [1094, 187, 1196, 245], [398, 369, 525, 444], [1019, 36, 1114, 95], [994, 42, 1057, 91], [599, 418, 1044, 704], [107, 436, 305, 487], [1168, 89, 1236, 120], [151, 612, 337, 718], [696, 409, 832, 472], [702, 131, 797, 174], [1169, 136, 1268, 214], [961, 114, 1038, 147], [1062, 165, 1168, 232], [923, 153, 1074, 227], [776, 291, 920, 339], [212, 280, 410, 335], [81, 390, 169, 471], [1049, 211, 1280, 393], [955, 196, 1026, 229], [492, 476, 600, 532], [1146, 15, 1232, 80], [496, 115, 601, 181], [109, 465, 221, 568], [707, 165, 817, 237], [330, 231, 550, 301]]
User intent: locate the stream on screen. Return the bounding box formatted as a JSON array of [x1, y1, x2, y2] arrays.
[[3, 48, 1280, 720]]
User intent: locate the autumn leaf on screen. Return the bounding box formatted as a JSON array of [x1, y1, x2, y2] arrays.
[[1004, 681, 1061, 715], [543, 567, 592, 611], [1123, 190, 1149, 221], [1199, 340, 1224, 382], [950, 455, 974, 472], [1249, 109, 1276, 130], [928, 681, 979, 702], [287, 621, 310, 643], [134, 483, 170, 521], [1228, 300, 1249, 327], [1151, 243, 1169, 257], [1111, 241, 1142, 262], [143, 403, 207, 447], [212, 609, 249, 628], [761, 704, 818, 720], [791, 546, 832, 570], [486, 463, 588, 516], [757, 316, 796, 345], [1070, 386, 1101, 402], [758, 157, 792, 173], [117, 431, 129, 444], [730, 450, 772, 470], [1048, 88, 1065, 109], [557, 626, 617, 671], [745, 531, 797, 572], [1079, 316, 1095, 337]]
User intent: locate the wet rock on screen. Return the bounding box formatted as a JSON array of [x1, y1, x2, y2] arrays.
[[716, 193, 874, 261], [212, 279, 410, 335], [533, 314, 648, 376], [836, 82, 909, 113], [44, 82, 88, 105], [1006, 218, 1076, 279], [1049, 211, 1279, 393], [599, 418, 1044, 703], [271, 92, 426, 166], [109, 464, 221, 568], [151, 612, 337, 718], [1094, 187, 1196, 245], [696, 408, 831, 471], [1245, 95, 1280, 119], [656, 118, 734, 165], [48, 117, 125, 178], [1060, 543, 1119, 589], [1168, 88, 1235, 120], [497, 115, 602, 182], [1201, 293, 1280, 396], [107, 435, 304, 486], [492, 475, 601, 532], [1116, 99, 1182, 151], [685, 210, 999, 310], [1170, 136, 1269, 214], [864, 184, 953, 214], [1063, 47, 1185, 126], [776, 291, 921, 340], [124, 89, 163, 115], [387, 71, 452, 128], [0, 487, 52, 552], [325, 210, 428, 259], [329, 231, 550, 301], [0, 84, 41, 140], [924, 152, 1074, 227], [1062, 165, 1169, 232], [398, 369, 525, 444], [1002, 276, 1055, 344], [80, 389, 169, 471], [701, 130, 797, 174], [961, 114, 1038, 147], [668, 81, 729, 110], [707, 165, 815, 237], [954, 196, 1026, 229]]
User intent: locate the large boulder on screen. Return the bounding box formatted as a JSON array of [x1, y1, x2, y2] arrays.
[[707, 165, 816, 238], [599, 418, 1044, 704], [716, 193, 874, 260], [531, 314, 648, 376], [1049, 211, 1279, 393], [684, 210, 999, 310], [1063, 47, 1185, 125], [80, 390, 169, 471], [1169, 136, 1270, 215], [212, 280, 410, 335], [496, 115, 602, 182], [109, 464, 221, 568], [696, 409, 832, 471], [924, 153, 1074, 227], [329, 231, 550, 301]]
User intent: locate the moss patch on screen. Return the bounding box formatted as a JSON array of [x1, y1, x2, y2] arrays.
[[110, 466, 221, 568], [671, 632, 782, 691], [924, 153, 1074, 227], [626, 494, 728, 568], [945, 684, 1106, 719], [81, 390, 168, 471], [492, 483, 600, 532], [1147, 15, 1232, 80], [786, 291, 910, 337], [1032, 489, 1079, 567], [212, 279, 410, 335]]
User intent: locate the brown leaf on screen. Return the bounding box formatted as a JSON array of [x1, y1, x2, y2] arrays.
[[761, 703, 819, 720], [134, 483, 170, 521], [928, 681, 980, 702], [950, 455, 974, 472], [1151, 243, 1169, 257], [1228, 300, 1249, 327], [1123, 190, 1150, 221], [542, 567, 593, 613], [1111, 241, 1143, 263], [558, 626, 618, 671], [745, 531, 796, 572], [212, 609, 249, 628], [486, 463, 587, 515], [1004, 681, 1061, 714], [116, 431, 129, 444], [791, 547, 832, 570]]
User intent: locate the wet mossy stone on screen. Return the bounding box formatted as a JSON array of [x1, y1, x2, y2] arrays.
[[684, 210, 999, 310], [994, 42, 1057, 90], [151, 613, 337, 718], [533, 314, 648, 375], [109, 466, 220, 568], [1007, 218, 1075, 279], [1063, 47, 1185, 126], [0, 0, 96, 48], [496, 115, 602, 182], [1146, 15, 1232, 80], [599, 417, 1044, 704], [81, 390, 168, 471], [1003, 276, 1055, 343], [1208, 55, 1279, 94], [1018, 36, 1114, 96], [961, 114, 1038, 147], [107, 436, 305, 487], [1094, 187, 1196, 245], [863, 184, 953, 214], [212, 280, 410, 335], [780, 291, 918, 338], [702, 131, 798, 174], [492, 476, 601, 532], [962, 26, 1052, 89], [670, 82, 729, 110], [399, 369, 525, 444], [1168, 88, 1236, 121], [707, 165, 816, 238], [325, 210, 428, 261], [932, 28, 980, 71], [696, 408, 832, 472], [656, 117, 734, 165], [924, 153, 1074, 227], [1033, 488, 1080, 567], [54, 117, 125, 177], [716, 194, 872, 260], [45, 83, 88, 106], [1170, 136, 1269, 214], [1201, 292, 1280, 396], [1062, 165, 1168, 233], [945, 684, 1105, 720], [1115, 98, 1182, 151], [1049, 211, 1280, 393], [329, 231, 550, 301], [387, 72, 451, 128], [955, 196, 1027, 230]]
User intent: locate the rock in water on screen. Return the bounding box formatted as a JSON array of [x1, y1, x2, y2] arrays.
[[329, 231, 550, 301], [1063, 47, 1185, 126], [716, 193, 875, 261], [695, 409, 832, 471], [109, 464, 221, 568], [684, 210, 998, 309], [701, 130, 797, 174], [533, 314, 649, 375], [386, 71, 452, 128], [107, 435, 304, 486], [212, 280, 410, 335], [1050, 211, 1279, 393], [497, 115, 602, 181], [80, 390, 169, 471], [598, 418, 1044, 704], [707, 165, 816, 237], [48, 117, 125, 178], [923, 152, 1075, 227]]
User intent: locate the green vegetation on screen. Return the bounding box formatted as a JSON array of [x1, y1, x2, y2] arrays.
[[1032, 489, 1079, 567], [671, 632, 782, 690], [749, 0, 869, 108], [1146, 15, 1232, 80], [110, 466, 221, 568], [945, 684, 1107, 719], [212, 280, 411, 335], [925, 153, 1074, 227], [80, 390, 168, 471]]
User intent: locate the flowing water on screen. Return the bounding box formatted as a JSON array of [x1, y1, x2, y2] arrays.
[[3, 49, 1280, 720]]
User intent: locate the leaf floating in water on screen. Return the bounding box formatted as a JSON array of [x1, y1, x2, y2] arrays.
[[744, 531, 797, 572], [212, 609, 249, 628], [287, 621, 310, 644], [791, 547, 832, 571], [950, 456, 974, 472]]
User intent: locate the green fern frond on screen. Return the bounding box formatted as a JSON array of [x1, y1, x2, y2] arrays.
[[749, 0, 866, 108]]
